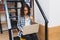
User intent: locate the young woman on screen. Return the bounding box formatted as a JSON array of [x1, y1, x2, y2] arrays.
[[17, 4, 38, 40]]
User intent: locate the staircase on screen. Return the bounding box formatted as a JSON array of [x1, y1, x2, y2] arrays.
[[4, 0, 32, 40], [0, 0, 48, 40]]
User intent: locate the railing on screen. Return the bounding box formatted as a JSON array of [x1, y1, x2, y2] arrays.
[[35, 0, 48, 40], [0, 13, 3, 34], [4, 0, 48, 40], [4, 0, 23, 40], [4, 0, 13, 40]]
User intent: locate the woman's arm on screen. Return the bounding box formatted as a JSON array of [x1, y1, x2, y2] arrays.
[[30, 16, 34, 23], [17, 16, 22, 31]]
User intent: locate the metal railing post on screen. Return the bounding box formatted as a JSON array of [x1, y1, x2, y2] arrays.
[[35, 0, 48, 40]]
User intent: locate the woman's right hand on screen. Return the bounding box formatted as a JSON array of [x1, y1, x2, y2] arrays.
[[19, 27, 23, 33]]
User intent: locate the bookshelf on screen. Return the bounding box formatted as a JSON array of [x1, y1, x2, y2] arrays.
[[0, 1, 17, 31], [0, 0, 34, 31]]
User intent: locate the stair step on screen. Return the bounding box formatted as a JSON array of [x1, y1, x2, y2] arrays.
[[0, 10, 16, 13], [1, 21, 7, 24], [8, 7, 21, 9], [7, 3, 15, 6], [7, 0, 22, 2], [9, 16, 18, 18], [1, 20, 17, 24]]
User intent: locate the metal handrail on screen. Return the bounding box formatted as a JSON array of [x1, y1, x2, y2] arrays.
[[35, 0, 48, 40], [4, 0, 13, 40], [4, 0, 11, 29], [35, 0, 48, 23]]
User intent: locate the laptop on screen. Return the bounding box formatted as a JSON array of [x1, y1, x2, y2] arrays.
[[22, 24, 39, 35]]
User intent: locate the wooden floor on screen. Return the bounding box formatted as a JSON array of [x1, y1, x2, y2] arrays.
[[0, 31, 9, 40], [0, 25, 60, 40], [48, 26, 60, 40], [0, 24, 43, 40], [0, 30, 18, 40]]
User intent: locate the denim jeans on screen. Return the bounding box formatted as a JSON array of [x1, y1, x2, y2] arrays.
[[21, 33, 38, 40]]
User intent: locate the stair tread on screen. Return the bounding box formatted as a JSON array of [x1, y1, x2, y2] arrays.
[[7, 0, 22, 2], [1, 21, 7, 24], [1, 20, 18, 24], [0, 10, 16, 13], [8, 7, 21, 9]]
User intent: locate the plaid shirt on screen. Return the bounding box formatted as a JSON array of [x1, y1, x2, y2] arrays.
[[17, 16, 32, 37], [17, 16, 25, 30]]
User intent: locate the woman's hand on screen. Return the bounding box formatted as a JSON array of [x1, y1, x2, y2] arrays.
[[19, 27, 23, 33]]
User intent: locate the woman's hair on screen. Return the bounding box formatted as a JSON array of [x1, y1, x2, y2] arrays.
[[20, 4, 30, 17]]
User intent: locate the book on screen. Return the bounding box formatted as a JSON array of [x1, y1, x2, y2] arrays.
[[22, 23, 39, 35], [0, 4, 4, 11]]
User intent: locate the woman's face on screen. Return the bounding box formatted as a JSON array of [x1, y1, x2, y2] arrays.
[[24, 7, 28, 15]]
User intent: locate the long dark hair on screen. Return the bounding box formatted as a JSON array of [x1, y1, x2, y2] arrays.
[[20, 4, 30, 17]]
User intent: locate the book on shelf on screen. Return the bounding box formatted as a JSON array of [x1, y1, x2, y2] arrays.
[[0, 4, 4, 11], [0, 0, 4, 11]]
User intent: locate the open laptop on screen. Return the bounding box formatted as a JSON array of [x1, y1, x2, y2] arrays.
[[22, 24, 39, 35]]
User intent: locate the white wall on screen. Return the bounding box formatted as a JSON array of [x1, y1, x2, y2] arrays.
[[34, 0, 49, 26], [48, 0, 60, 27], [34, 1, 45, 25], [34, 0, 60, 28]]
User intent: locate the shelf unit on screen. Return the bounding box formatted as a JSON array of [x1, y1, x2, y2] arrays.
[[0, 2, 17, 31]]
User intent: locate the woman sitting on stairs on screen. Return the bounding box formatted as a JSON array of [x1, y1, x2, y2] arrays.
[[17, 4, 38, 40]]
